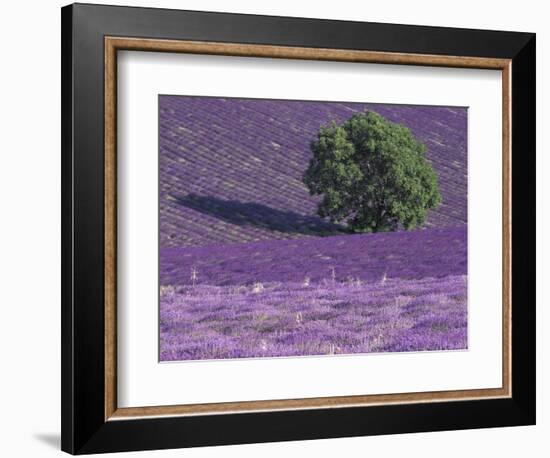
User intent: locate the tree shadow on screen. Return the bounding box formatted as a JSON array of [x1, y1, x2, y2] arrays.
[[173, 194, 349, 236]]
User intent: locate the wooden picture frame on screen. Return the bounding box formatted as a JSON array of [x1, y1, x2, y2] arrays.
[[62, 3, 535, 454]]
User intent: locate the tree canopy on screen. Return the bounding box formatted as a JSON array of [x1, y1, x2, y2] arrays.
[[303, 111, 441, 233]]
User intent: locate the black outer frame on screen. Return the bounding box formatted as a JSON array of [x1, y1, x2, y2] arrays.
[[61, 3, 536, 454]]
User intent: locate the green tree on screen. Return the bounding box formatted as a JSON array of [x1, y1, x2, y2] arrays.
[[304, 111, 441, 233]]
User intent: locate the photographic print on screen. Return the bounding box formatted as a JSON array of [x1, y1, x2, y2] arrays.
[[159, 96, 468, 362]]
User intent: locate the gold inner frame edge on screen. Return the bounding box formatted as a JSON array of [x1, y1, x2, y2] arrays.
[[104, 37, 512, 421]]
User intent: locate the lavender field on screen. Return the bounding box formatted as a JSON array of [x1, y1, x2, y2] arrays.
[[160, 97, 467, 247], [160, 275, 467, 361], [160, 227, 466, 287], [159, 96, 468, 361]]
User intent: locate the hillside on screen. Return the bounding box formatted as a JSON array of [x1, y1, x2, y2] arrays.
[[160, 225, 467, 361], [160, 226, 466, 287], [159, 96, 467, 247]]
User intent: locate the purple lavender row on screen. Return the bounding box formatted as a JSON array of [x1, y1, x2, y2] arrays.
[[160, 226, 466, 287]]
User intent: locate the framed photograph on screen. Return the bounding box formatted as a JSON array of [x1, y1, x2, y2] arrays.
[[61, 3, 536, 454]]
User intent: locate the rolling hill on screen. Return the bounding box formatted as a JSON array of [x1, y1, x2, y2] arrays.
[[159, 96, 467, 248]]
